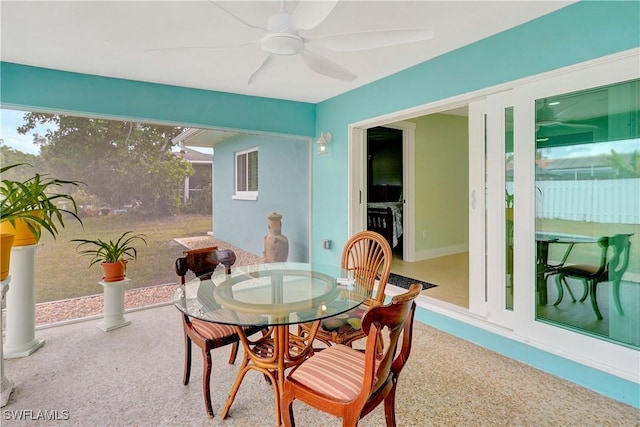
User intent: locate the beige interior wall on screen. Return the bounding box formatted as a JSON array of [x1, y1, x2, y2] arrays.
[[409, 113, 469, 256]]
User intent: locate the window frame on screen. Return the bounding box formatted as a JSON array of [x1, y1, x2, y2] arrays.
[[233, 147, 258, 200]]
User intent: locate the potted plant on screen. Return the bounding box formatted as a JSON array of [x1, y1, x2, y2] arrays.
[[0, 163, 83, 280], [72, 231, 147, 282]]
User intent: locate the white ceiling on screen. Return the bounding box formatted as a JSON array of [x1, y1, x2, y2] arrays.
[[1, 1, 574, 104]]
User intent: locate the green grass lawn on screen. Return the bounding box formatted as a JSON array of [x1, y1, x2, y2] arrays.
[[34, 213, 212, 303]]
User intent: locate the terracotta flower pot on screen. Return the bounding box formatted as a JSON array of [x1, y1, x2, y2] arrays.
[[0, 218, 39, 246], [0, 233, 15, 281], [101, 260, 128, 282]]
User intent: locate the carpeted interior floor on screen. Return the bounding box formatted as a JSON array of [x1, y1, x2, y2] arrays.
[[3, 304, 639, 426], [388, 272, 437, 290]]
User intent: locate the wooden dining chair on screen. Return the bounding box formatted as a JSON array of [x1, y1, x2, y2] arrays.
[[175, 246, 264, 418], [301, 231, 392, 349], [281, 283, 422, 427], [553, 233, 633, 319]]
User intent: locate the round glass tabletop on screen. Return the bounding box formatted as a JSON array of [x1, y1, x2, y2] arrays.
[[173, 262, 369, 327]]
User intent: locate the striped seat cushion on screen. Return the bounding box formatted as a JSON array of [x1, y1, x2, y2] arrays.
[[190, 318, 238, 339], [288, 344, 367, 402]]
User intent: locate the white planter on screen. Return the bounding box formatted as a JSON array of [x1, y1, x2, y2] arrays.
[[97, 278, 131, 332], [3, 245, 45, 358], [1, 277, 15, 407]]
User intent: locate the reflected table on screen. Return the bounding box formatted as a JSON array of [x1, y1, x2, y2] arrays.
[[535, 232, 598, 305], [173, 262, 369, 426]]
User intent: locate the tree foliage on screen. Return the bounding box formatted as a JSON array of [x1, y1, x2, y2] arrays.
[[17, 113, 193, 216], [603, 149, 640, 178], [0, 144, 40, 181]]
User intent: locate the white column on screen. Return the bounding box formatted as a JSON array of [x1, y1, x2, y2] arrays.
[[3, 245, 45, 358], [1, 277, 15, 407], [97, 278, 131, 332]]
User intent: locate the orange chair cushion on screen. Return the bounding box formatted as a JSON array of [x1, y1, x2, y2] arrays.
[[288, 344, 367, 402], [190, 318, 238, 339]]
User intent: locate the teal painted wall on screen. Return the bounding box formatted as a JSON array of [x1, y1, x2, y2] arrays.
[[0, 62, 316, 138], [312, 1, 640, 266]]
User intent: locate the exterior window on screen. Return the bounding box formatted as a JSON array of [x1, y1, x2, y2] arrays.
[[234, 147, 258, 200]]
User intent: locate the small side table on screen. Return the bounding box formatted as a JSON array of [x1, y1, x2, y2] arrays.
[[97, 278, 131, 332], [1, 277, 15, 407]]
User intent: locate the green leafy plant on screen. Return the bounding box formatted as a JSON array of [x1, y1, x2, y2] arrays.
[[72, 231, 147, 266], [1, 163, 83, 240]]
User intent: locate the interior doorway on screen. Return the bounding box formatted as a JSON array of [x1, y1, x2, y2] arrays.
[[350, 108, 470, 308], [366, 126, 404, 258]]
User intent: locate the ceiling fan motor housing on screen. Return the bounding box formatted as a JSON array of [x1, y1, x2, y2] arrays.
[[261, 33, 304, 55]]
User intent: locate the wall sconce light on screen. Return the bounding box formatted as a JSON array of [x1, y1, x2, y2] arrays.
[[316, 132, 332, 155]]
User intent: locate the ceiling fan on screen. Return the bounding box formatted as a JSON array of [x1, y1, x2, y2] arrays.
[[535, 99, 598, 131], [148, 0, 434, 84]]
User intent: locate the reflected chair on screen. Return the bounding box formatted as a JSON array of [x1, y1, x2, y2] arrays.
[[554, 234, 633, 319], [175, 247, 264, 417], [302, 231, 392, 349], [281, 283, 422, 427]]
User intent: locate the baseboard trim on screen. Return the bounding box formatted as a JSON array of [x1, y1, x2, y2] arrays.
[[414, 244, 468, 261]]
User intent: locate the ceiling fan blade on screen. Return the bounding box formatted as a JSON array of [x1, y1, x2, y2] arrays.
[[208, 1, 266, 31], [307, 28, 434, 52], [291, 0, 338, 31], [300, 50, 356, 82], [248, 54, 276, 85]]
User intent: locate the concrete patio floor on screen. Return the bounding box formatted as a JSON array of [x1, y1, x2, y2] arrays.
[[3, 302, 639, 426]]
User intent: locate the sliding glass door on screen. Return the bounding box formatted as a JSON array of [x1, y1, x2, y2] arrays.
[[534, 79, 639, 349]]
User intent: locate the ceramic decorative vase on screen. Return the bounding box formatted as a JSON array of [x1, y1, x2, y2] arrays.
[[264, 212, 289, 262]]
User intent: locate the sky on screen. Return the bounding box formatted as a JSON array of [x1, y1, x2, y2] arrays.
[[0, 109, 213, 155], [0, 109, 45, 155]]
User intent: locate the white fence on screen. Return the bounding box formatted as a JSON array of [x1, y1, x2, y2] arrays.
[[535, 178, 640, 224]]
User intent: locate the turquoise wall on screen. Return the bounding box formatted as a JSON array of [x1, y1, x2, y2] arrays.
[[312, 0, 640, 266], [0, 62, 316, 137]]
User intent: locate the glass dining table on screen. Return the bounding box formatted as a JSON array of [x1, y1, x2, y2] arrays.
[[173, 262, 369, 426]]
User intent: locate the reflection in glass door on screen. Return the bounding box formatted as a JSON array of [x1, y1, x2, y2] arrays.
[[534, 79, 640, 349]]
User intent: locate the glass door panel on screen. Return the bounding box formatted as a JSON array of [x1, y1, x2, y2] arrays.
[[505, 107, 514, 311], [535, 79, 640, 349]]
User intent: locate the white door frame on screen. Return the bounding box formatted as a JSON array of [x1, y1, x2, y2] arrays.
[[348, 121, 415, 261]]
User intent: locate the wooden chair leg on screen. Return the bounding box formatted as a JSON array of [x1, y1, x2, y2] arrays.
[[589, 280, 603, 320], [383, 384, 398, 427], [227, 341, 239, 364], [183, 334, 192, 386], [612, 279, 624, 315], [578, 278, 589, 302], [281, 387, 295, 427], [202, 347, 214, 418]]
